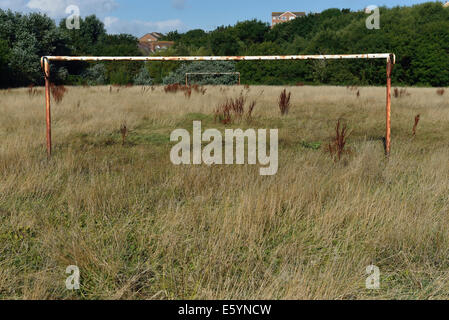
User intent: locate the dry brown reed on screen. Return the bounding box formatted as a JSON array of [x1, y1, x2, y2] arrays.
[[278, 89, 291, 115]]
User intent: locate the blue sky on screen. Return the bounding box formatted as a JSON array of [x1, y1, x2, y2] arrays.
[[0, 0, 439, 36]]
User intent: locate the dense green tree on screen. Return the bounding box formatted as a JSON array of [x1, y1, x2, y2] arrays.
[[180, 29, 209, 47], [209, 27, 241, 56], [163, 30, 181, 42], [60, 15, 106, 54], [8, 32, 41, 85], [0, 38, 11, 87], [0, 10, 70, 86], [234, 20, 270, 43], [95, 34, 141, 56]]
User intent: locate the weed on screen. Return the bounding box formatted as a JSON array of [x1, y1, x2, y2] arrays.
[[394, 88, 411, 98], [412, 114, 421, 136], [328, 120, 351, 161], [50, 83, 67, 104], [184, 87, 192, 98], [28, 84, 38, 97], [215, 100, 232, 125], [214, 92, 258, 125], [247, 101, 256, 123], [279, 89, 292, 115], [120, 123, 128, 145], [164, 84, 206, 97]]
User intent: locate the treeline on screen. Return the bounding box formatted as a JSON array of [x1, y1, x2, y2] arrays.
[[0, 10, 145, 88], [1, 2, 449, 87], [162, 2, 449, 87]]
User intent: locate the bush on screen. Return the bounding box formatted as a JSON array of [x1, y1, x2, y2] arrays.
[[57, 67, 69, 82], [163, 61, 238, 85], [134, 67, 153, 85], [82, 63, 106, 85]]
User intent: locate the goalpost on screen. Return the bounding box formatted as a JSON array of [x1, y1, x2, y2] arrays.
[[40, 53, 395, 157], [185, 72, 241, 86]]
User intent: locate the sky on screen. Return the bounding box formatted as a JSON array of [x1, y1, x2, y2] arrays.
[[0, 0, 440, 36]]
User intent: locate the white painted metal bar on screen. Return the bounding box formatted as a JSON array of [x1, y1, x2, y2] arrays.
[[42, 53, 395, 63]]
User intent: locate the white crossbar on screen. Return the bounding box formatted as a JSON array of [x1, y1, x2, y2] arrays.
[[42, 53, 395, 63]]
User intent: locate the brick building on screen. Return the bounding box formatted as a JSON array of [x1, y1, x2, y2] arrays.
[[140, 32, 163, 42], [138, 32, 175, 54], [272, 11, 305, 27]]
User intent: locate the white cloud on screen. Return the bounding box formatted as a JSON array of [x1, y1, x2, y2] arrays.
[[0, 0, 118, 18], [104, 16, 119, 27], [0, 0, 28, 11], [27, 0, 68, 17], [1, 0, 184, 36], [104, 16, 184, 36]]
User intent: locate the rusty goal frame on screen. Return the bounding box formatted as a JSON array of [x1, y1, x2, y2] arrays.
[[40, 53, 395, 157]]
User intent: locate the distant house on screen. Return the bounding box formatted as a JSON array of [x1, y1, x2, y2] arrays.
[[138, 32, 175, 54], [444, 1, 449, 8], [272, 11, 305, 27], [140, 32, 163, 42]]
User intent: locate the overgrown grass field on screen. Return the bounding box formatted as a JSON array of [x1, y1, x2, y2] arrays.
[[0, 85, 448, 299]]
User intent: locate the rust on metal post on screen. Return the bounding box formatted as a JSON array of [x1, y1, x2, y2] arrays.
[[41, 57, 52, 157], [385, 55, 394, 156]]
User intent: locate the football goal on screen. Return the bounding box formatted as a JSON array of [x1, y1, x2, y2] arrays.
[[40, 53, 395, 157]]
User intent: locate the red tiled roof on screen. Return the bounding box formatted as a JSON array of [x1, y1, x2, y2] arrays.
[[139, 32, 164, 42], [272, 11, 305, 17]]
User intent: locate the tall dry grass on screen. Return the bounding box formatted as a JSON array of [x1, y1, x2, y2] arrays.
[[0, 85, 448, 299]]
